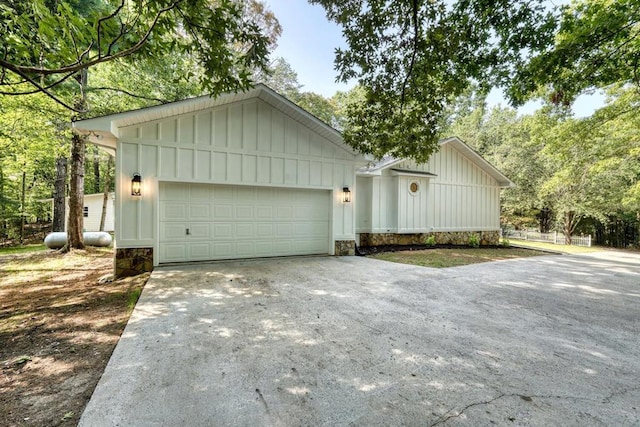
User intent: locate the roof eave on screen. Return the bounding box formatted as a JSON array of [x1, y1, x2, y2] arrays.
[[71, 84, 361, 158]]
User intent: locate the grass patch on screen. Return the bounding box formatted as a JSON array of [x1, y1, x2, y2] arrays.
[[99, 284, 144, 313], [370, 247, 548, 268], [507, 239, 601, 254], [0, 244, 47, 255]]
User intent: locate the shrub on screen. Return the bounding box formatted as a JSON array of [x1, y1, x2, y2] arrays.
[[469, 233, 480, 248], [424, 235, 436, 248]]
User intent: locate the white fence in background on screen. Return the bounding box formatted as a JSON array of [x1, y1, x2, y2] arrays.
[[505, 230, 592, 247]]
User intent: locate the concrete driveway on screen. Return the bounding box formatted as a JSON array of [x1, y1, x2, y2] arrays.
[[80, 252, 640, 426]]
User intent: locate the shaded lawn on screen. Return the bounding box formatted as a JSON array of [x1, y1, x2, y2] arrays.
[[0, 248, 149, 427], [369, 246, 549, 268]]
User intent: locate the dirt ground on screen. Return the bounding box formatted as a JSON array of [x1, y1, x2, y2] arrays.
[[0, 248, 148, 427]]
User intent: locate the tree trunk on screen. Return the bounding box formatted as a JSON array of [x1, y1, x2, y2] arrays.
[[66, 133, 86, 250], [99, 155, 112, 231], [53, 156, 67, 232], [93, 145, 101, 193], [63, 68, 88, 252], [563, 211, 576, 245], [20, 171, 26, 245], [538, 207, 553, 233]]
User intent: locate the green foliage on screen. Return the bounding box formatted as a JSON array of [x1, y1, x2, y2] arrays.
[[0, 0, 279, 245], [0, 0, 273, 111], [0, 93, 68, 239], [311, 0, 558, 161], [468, 234, 480, 248], [257, 56, 363, 129], [508, 0, 640, 105], [424, 235, 436, 248], [446, 81, 640, 247]]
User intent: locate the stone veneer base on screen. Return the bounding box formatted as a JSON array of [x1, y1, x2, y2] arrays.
[[115, 247, 154, 279], [335, 240, 356, 256], [358, 231, 500, 247]]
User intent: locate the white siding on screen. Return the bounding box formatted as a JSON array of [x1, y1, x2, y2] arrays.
[[362, 142, 502, 233], [397, 176, 430, 232], [60, 193, 115, 232], [370, 175, 398, 233], [396, 143, 501, 231], [115, 98, 357, 262], [355, 177, 372, 232]]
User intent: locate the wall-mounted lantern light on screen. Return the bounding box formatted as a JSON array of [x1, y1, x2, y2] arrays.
[[131, 173, 142, 197], [342, 186, 351, 203]]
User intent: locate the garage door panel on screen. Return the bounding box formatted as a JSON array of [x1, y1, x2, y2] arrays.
[[161, 182, 188, 201], [161, 204, 187, 221], [293, 222, 328, 237], [236, 205, 254, 219], [189, 243, 211, 259], [295, 239, 327, 253], [276, 206, 293, 219], [190, 184, 212, 201], [213, 242, 235, 257], [275, 223, 292, 237], [213, 186, 235, 201], [189, 223, 210, 239], [236, 242, 253, 257], [256, 206, 273, 219], [236, 223, 254, 238], [235, 186, 254, 200], [213, 223, 234, 238], [189, 204, 210, 220], [257, 223, 273, 237], [159, 183, 330, 263], [255, 241, 274, 256], [306, 206, 330, 219], [162, 244, 187, 262], [214, 205, 234, 219], [161, 223, 187, 240], [257, 188, 275, 202], [275, 241, 292, 253]]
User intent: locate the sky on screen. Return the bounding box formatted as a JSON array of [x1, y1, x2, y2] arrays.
[[263, 0, 605, 117]]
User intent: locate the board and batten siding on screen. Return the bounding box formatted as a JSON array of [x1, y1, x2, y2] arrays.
[[359, 142, 501, 233], [114, 98, 357, 258], [398, 143, 501, 231]]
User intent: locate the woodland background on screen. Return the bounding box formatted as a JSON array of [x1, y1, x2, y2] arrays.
[[2, 0, 639, 248]]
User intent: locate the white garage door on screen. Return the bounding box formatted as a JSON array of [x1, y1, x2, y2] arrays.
[[159, 182, 331, 263]]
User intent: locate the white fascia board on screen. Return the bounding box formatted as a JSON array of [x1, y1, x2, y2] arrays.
[[390, 169, 438, 178]]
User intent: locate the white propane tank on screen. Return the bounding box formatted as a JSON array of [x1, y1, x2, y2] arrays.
[[44, 232, 113, 249], [44, 232, 67, 249]]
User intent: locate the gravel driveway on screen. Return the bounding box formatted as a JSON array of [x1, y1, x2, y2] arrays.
[[80, 252, 640, 426]]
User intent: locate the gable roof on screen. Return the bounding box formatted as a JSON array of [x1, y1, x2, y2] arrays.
[[357, 136, 513, 187], [72, 84, 359, 157]]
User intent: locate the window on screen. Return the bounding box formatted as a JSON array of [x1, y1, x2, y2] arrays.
[[83, 207, 89, 218], [409, 181, 420, 195]]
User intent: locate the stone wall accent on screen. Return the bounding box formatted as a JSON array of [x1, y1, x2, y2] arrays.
[[115, 247, 154, 279], [358, 231, 500, 247], [335, 240, 356, 256], [359, 233, 424, 247]]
